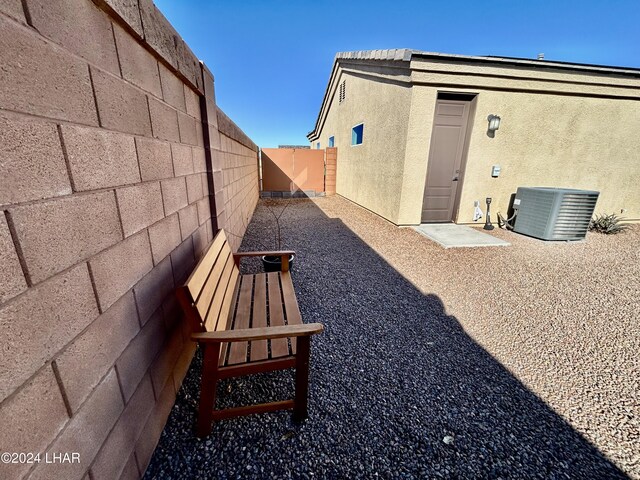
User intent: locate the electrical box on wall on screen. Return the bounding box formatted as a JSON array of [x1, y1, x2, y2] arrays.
[[491, 165, 501, 177]]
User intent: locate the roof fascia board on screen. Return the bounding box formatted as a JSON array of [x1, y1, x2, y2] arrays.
[[410, 65, 640, 93], [412, 52, 640, 78], [307, 60, 340, 141]]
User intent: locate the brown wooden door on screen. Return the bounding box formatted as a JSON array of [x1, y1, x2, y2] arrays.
[[421, 98, 471, 222]]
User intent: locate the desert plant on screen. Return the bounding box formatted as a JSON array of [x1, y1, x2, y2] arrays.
[[589, 213, 629, 234], [226, 198, 292, 250], [266, 199, 291, 250]]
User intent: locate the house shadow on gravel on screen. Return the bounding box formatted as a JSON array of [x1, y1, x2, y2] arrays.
[[145, 199, 627, 479]]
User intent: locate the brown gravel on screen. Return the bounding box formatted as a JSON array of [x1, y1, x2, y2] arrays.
[[311, 195, 640, 477]]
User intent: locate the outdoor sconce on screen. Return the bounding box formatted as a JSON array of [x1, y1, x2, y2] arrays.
[[487, 114, 501, 132]]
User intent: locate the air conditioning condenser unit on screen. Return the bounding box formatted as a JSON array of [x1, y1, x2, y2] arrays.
[[512, 187, 599, 241]]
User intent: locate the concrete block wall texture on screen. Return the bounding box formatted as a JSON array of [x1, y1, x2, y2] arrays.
[[325, 147, 338, 195], [0, 1, 259, 479], [206, 90, 260, 252]]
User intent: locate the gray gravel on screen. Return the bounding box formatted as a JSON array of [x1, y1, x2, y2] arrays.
[[145, 197, 639, 479]]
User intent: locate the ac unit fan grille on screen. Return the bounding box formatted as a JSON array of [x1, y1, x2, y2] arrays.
[[552, 194, 598, 239], [513, 187, 600, 241]]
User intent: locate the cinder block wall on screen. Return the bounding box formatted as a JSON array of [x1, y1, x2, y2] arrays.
[[0, 1, 259, 479], [212, 108, 260, 251]]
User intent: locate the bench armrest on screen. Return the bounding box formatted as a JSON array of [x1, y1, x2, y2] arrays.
[[233, 251, 295, 259], [192, 323, 323, 343], [233, 250, 296, 272]]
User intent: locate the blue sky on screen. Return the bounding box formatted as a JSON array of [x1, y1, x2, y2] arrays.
[[155, 0, 640, 148]]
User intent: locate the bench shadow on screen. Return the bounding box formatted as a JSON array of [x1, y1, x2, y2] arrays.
[[145, 198, 628, 479]]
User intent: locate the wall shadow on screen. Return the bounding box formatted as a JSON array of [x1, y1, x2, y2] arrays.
[[145, 198, 628, 479], [261, 150, 292, 192], [261, 148, 325, 197]]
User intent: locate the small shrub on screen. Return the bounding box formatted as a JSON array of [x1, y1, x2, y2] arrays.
[[589, 213, 629, 234]]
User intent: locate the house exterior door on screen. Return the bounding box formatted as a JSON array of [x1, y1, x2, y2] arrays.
[[421, 98, 472, 223]]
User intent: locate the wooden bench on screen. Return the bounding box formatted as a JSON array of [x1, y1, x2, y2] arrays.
[[177, 229, 323, 437]]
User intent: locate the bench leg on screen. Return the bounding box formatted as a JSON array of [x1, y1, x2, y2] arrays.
[[196, 343, 220, 437], [293, 336, 310, 422]]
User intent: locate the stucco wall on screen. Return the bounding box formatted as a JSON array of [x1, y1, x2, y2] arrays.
[[313, 67, 413, 222], [0, 1, 258, 479], [397, 59, 640, 224], [459, 92, 640, 223], [397, 86, 438, 224]]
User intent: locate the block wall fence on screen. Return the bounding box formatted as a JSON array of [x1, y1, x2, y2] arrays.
[[259, 147, 337, 196], [0, 1, 259, 479]]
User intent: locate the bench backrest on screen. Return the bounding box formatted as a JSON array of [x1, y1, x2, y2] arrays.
[[177, 230, 240, 334]]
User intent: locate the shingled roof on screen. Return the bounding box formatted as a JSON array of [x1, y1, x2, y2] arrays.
[[334, 49, 414, 62]]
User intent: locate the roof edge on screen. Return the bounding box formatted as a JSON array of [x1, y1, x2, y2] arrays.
[[412, 51, 640, 76], [334, 48, 415, 62], [307, 49, 414, 140], [307, 49, 640, 141]]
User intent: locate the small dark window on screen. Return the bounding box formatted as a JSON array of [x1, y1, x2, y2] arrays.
[[351, 124, 363, 146], [316, 142, 320, 149], [438, 92, 477, 101], [328, 136, 335, 147], [339, 80, 346, 103]]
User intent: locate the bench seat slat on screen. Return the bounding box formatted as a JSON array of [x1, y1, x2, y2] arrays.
[[280, 271, 302, 354], [267, 272, 290, 358], [227, 276, 254, 365], [250, 274, 269, 362], [280, 272, 302, 325], [219, 279, 241, 367]]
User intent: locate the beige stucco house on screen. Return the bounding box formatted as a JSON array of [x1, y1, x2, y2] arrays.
[[307, 49, 640, 225]]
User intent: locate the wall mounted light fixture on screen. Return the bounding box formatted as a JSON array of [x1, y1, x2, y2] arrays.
[[487, 114, 501, 132]]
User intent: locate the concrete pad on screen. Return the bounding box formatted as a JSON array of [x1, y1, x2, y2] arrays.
[[414, 223, 511, 249]]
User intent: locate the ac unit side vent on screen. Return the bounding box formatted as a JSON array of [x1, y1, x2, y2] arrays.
[[513, 187, 599, 241]]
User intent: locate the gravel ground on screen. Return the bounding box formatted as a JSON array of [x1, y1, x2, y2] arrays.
[[145, 197, 639, 479]]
